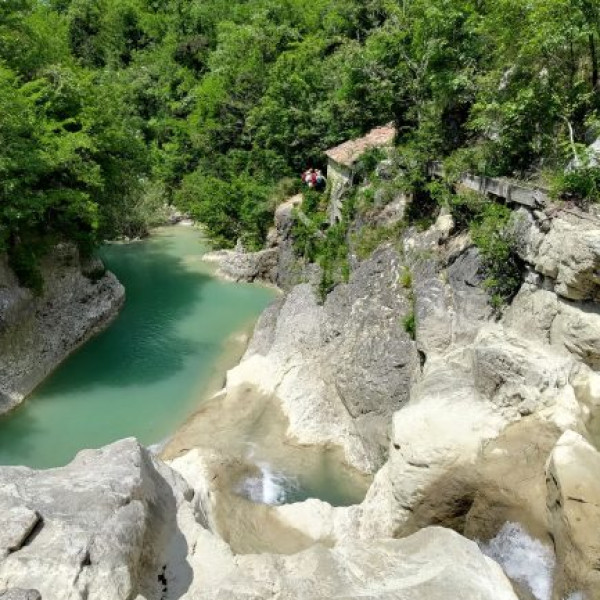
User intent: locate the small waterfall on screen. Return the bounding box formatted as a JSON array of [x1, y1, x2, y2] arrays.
[[237, 443, 299, 505], [479, 522, 555, 600], [239, 462, 294, 505]]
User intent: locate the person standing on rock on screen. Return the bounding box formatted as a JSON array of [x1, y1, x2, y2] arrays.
[[315, 169, 326, 191], [301, 168, 326, 191], [302, 168, 314, 188]]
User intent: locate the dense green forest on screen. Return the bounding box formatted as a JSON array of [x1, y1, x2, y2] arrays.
[[1, 0, 600, 287]]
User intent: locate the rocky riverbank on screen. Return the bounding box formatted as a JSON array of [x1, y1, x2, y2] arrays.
[[0, 245, 124, 415]]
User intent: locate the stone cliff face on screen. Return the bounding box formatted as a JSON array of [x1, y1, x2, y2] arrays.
[[223, 245, 418, 474], [0, 245, 124, 414], [546, 431, 600, 599], [202, 193, 316, 289], [192, 194, 600, 599]]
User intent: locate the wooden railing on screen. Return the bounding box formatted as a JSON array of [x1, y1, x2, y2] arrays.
[[428, 162, 549, 209]]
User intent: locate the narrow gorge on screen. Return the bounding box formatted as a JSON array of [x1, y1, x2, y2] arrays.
[[2, 1, 600, 598], [2, 146, 600, 599], [0, 226, 275, 467]]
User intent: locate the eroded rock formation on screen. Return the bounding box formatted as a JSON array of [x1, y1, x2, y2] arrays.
[[189, 195, 600, 598], [217, 244, 419, 474], [546, 431, 600, 600], [4, 183, 600, 599], [0, 245, 124, 414], [0, 439, 520, 600]]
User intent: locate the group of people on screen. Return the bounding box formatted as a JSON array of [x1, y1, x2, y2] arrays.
[[301, 168, 326, 191]]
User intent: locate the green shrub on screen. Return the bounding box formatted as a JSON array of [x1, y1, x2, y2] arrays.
[[354, 148, 387, 182], [443, 145, 498, 180], [296, 186, 358, 300], [400, 267, 413, 289], [359, 187, 376, 209], [341, 261, 350, 282], [271, 177, 301, 207], [554, 167, 600, 206], [402, 311, 416, 340], [291, 206, 350, 300], [448, 190, 487, 231], [317, 222, 349, 300], [427, 181, 487, 231], [291, 209, 327, 262], [318, 268, 334, 301], [301, 188, 325, 217], [446, 188, 487, 232], [470, 204, 523, 307], [351, 222, 403, 260], [404, 185, 439, 231], [117, 180, 170, 239], [8, 243, 44, 295], [176, 171, 273, 249]]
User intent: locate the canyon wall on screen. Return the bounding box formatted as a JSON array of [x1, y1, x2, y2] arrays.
[[0, 245, 124, 415]]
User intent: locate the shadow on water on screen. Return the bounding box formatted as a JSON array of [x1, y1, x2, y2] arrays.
[[0, 236, 213, 463], [0, 409, 44, 464], [42, 242, 211, 397]]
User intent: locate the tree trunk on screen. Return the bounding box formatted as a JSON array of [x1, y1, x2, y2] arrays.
[[590, 32, 599, 91]]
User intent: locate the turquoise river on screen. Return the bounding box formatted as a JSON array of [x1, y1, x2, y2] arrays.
[[0, 226, 276, 469]]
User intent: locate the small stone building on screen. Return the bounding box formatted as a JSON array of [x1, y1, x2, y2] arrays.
[[324, 124, 396, 223]]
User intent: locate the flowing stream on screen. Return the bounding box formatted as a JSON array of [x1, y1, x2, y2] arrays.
[[0, 226, 275, 469]]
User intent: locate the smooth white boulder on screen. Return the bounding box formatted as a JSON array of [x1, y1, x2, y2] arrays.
[[546, 431, 600, 600]]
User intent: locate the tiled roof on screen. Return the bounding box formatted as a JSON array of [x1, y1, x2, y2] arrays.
[[325, 124, 396, 167]]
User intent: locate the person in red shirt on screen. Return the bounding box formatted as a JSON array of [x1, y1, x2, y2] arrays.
[[302, 168, 315, 188]]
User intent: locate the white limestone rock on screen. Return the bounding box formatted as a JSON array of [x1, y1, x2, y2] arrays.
[[203, 248, 279, 284], [472, 325, 576, 420], [511, 210, 600, 301], [505, 285, 600, 370], [0, 508, 41, 560], [510, 208, 546, 264], [534, 218, 600, 302], [0, 247, 124, 415], [227, 246, 419, 474], [0, 439, 521, 600], [181, 526, 520, 600], [546, 431, 600, 600], [503, 285, 559, 345], [550, 300, 600, 369], [571, 365, 600, 410], [0, 438, 189, 600], [0, 591, 41, 600]]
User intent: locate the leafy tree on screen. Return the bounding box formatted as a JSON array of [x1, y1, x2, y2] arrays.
[[2, 0, 600, 290], [471, 204, 523, 308]]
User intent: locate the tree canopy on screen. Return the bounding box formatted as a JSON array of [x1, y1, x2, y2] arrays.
[[1, 0, 599, 283]]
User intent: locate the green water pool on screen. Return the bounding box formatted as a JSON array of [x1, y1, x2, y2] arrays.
[[0, 227, 276, 469]]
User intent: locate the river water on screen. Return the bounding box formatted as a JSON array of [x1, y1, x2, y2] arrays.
[[0, 226, 275, 469]]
